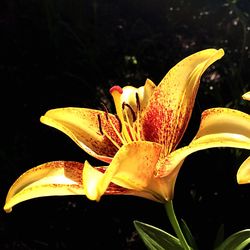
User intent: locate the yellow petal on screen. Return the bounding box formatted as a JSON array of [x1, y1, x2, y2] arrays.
[[142, 48, 224, 153], [194, 108, 250, 139], [139, 78, 157, 110], [83, 141, 162, 201], [4, 161, 84, 213], [242, 91, 250, 101], [82, 161, 104, 201], [83, 161, 169, 202], [40, 108, 118, 163], [237, 157, 250, 184], [151, 161, 184, 201], [158, 108, 250, 176], [122, 78, 156, 113]]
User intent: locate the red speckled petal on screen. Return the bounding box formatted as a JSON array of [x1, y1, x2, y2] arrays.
[[83, 141, 163, 201], [194, 108, 250, 139], [40, 108, 119, 163], [141, 49, 224, 153], [83, 162, 170, 202], [4, 161, 85, 213], [4, 160, 143, 213], [157, 108, 250, 177]]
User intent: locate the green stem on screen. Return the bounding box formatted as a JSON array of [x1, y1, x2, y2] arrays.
[[165, 201, 191, 250]]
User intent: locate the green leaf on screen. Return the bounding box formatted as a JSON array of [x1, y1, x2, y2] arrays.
[[180, 219, 198, 250], [214, 229, 250, 250], [236, 238, 250, 250], [134, 220, 183, 250], [213, 224, 225, 248]]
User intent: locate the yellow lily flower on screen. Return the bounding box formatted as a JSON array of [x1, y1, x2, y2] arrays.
[[4, 48, 250, 213]]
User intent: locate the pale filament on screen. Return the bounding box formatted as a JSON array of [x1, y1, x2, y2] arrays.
[[122, 103, 137, 141], [98, 114, 122, 149]]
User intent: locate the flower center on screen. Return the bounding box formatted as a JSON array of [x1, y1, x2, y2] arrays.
[[98, 85, 142, 149]]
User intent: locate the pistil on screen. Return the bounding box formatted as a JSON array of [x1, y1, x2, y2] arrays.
[[110, 86, 132, 143]]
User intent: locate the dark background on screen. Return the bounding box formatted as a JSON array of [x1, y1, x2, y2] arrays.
[[0, 0, 250, 249]]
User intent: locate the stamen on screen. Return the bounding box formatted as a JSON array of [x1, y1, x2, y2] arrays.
[[97, 114, 103, 135], [98, 113, 122, 149], [115, 114, 122, 133], [122, 102, 136, 122], [135, 92, 140, 111], [100, 102, 109, 120], [122, 105, 137, 141], [136, 117, 141, 141], [107, 114, 126, 145]]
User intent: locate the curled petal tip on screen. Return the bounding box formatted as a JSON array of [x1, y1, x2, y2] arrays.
[[218, 48, 225, 55], [242, 92, 250, 101], [237, 157, 250, 184], [83, 160, 104, 201], [3, 206, 12, 213]]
